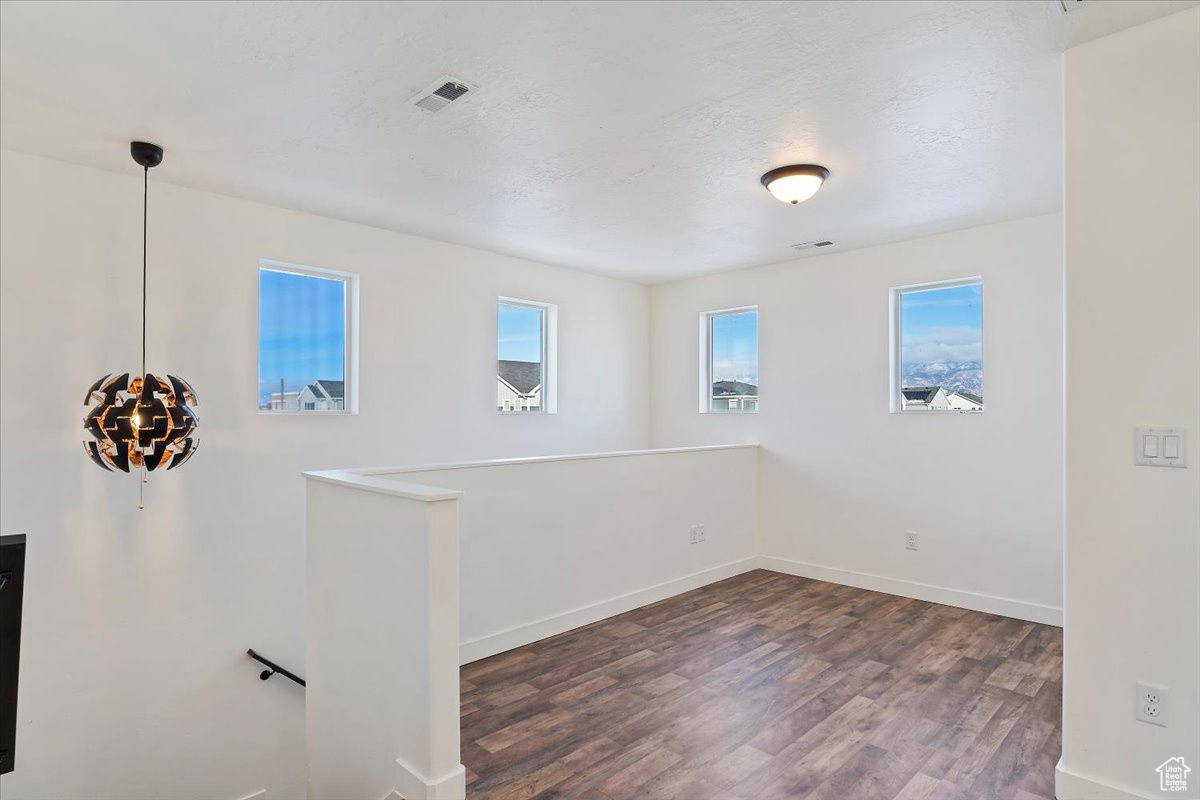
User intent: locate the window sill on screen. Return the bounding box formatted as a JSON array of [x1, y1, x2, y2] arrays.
[[892, 409, 984, 415], [259, 409, 357, 416]]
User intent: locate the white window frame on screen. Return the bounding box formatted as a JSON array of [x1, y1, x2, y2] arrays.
[[258, 259, 360, 415], [699, 305, 759, 414], [889, 276, 983, 414], [497, 296, 558, 415]]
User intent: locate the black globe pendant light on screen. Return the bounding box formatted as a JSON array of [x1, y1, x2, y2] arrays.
[[83, 142, 199, 507]]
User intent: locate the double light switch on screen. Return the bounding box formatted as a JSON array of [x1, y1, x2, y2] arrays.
[[1135, 427, 1188, 468]]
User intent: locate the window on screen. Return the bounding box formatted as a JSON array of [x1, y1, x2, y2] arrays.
[[497, 297, 557, 414], [258, 261, 357, 413], [891, 278, 983, 413], [700, 307, 759, 413]]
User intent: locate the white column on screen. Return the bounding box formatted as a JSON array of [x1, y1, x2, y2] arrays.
[[1061, 9, 1200, 800], [305, 471, 465, 800]]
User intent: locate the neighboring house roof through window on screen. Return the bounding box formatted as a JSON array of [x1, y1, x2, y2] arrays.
[[304, 380, 345, 400], [901, 386, 942, 403], [712, 380, 758, 397], [498, 360, 542, 395]]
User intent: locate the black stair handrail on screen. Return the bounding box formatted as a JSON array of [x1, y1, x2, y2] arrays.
[[247, 648, 306, 687]]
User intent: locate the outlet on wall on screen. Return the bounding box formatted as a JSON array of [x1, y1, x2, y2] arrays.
[[905, 531, 919, 551], [688, 525, 706, 544], [1135, 681, 1168, 727]]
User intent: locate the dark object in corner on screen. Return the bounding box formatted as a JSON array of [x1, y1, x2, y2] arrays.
[[0, 534, 25, 775]]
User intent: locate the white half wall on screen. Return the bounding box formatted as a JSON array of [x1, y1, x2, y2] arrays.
[[390, 445, 760, 663], [0, 150, 650, 800], [1060, 9, 1200, 800], [305, 477, 463, 800], [649, 214, 1065, 624]]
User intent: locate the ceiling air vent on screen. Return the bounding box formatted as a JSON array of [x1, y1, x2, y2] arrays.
[[409, 75, 479, 113], [791, 240, 835, 252]]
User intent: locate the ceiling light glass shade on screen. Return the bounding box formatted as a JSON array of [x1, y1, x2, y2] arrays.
[[761, 164, 830, 205], [84, 372, 199, 473]]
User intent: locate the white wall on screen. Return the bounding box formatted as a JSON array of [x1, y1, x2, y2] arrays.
[[649, 214, 1065, 624], [0, 150, 649, 800], [393, 445, 759, 663], [1060, 10, 1200, 800]]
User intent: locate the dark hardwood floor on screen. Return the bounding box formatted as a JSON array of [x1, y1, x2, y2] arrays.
[[460, 569, 1062, 800]]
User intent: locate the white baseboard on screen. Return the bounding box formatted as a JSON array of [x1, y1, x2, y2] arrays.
[[1055, 757, 1149, 800], [757, 556, 1063, 627], [459, 557, 759, 664], [391, 759, 466, 800]]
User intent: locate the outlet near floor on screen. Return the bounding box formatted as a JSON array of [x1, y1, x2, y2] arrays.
[[688, 525, 706, 544], [905, 531, 919, 551], [1136, 681, 1168, 727]]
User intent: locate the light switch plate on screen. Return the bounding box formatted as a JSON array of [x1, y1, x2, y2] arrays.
[[1135, 427, 1188, 468]]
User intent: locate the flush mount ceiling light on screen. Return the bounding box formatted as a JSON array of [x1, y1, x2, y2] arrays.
[[760, 164, 830, 205], [83, 142, 199, 507]]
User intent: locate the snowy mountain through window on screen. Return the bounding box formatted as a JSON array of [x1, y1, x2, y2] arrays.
[[897, 282, 983, 411]]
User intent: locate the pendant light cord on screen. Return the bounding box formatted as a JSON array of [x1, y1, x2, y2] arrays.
[[139, 164, 148, 509], [142, 164, 148, 377]]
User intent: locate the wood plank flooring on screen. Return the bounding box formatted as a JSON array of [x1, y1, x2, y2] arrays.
[[461, 570, 1062, 800]]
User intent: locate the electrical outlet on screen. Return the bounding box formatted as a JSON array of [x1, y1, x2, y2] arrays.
[[1136, 681, 1168, 727], [688, 526, 697, 544], [905, 531, 919, 551], [697, 525, 706, 543]]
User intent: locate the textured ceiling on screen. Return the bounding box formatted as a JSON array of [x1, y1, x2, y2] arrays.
[[0, 1, 1194, 283]]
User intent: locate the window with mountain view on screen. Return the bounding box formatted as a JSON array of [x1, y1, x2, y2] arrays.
[[705, 307, 758, 412], [894, 280, 983, 412], [258, 263, 354, 413], [498, 299, 548, 413]]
